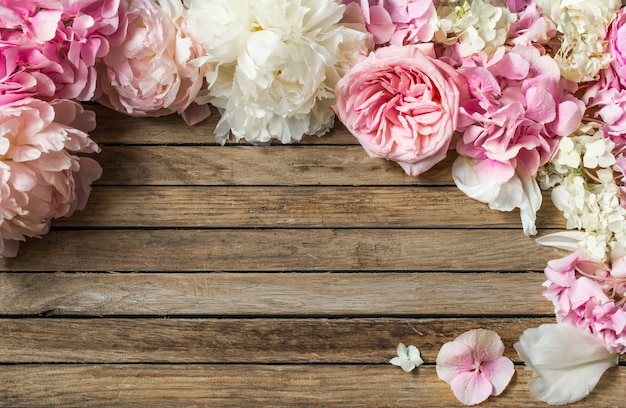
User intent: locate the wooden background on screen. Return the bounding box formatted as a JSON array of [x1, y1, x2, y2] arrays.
[[0, 105, 623, 407]]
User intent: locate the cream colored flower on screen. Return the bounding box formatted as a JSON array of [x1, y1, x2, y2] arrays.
[[435, 0, 515, 57], [535, 0, 621, 82], [184, 0, 371, 144]]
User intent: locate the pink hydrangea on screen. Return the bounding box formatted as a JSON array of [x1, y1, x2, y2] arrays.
[[343, 0, 437, 46], [94, 0, 210, 125], [456, 45, 584, 171], [543, 251, 626, 354], [0, 98, 102, 257], [607, 7, 626, 89], [452, 45, 585, 235], [334, 43, 467, 176], [0, 0, 127, 103], [436, 329, 515, 406], [505, 0, 556, 46], [582, 69, 626, 150]]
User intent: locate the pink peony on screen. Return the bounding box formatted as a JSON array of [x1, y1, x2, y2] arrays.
[[0, 98, 102, 257], [0, 0, 127, 102], [436, 329, 515, 406], [343, 0, 437, 46], [334, 43, 466, 176], [607, 7, 626, 89], [543, 251, 626, 354], [94, 0, 210, 125]]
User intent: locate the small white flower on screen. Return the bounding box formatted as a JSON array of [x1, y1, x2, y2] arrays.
[[390, 343, 424, 372], [583, 139, 616, 169], [435, 0, 515, 57], [535, 0, 621, 81]]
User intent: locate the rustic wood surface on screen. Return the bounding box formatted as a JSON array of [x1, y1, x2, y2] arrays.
[[0, 105, 622, 407]]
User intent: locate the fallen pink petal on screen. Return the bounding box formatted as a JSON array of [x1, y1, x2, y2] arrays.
[[436, 329, 515, 406]]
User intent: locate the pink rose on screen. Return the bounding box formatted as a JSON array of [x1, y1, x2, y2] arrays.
[[608, 7, 626, 89], [0, 98, 102, 257], [334, 43, 466, 176], [94, 0, 210, 125]]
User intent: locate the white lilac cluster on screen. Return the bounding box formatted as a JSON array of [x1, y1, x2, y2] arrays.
[[434, 0, 516, 57], [535, 0, 622, 82], [183, 0, 371, 145], [538, 123, 626, 262]]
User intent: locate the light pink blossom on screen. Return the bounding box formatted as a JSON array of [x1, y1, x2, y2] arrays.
[[606, 7, 626, 89], [0, 98, 102, 257], [343, 0, 437, 46], [505, 0, 556, 46], [453, 45, 585, 235], [95, 0, 210, 125], [436, 328, 514, 406], [582, 70, 626, 150], [543, 251, 626, 354], [334, 43, 466, 176]]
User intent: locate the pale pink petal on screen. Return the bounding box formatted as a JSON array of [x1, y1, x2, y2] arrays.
[[449, 371, 494, 406], [550, 97, 585, 137], [480, 356, 515, 396], [367, 6, 394, 44], [455, 328, 506, 363], [525, 87, 556, 124], [435, 341, 475, 384]]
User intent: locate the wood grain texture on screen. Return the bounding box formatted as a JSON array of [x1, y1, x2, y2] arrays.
[[95, 145, 455, 186], [0, 317, 554, 363], [89, 104, 359, 145], [54, 186, 565, 228], [0, 272, 552, 316], [1, 365, 624, 407], [0, 229, 564, 272], [0, 105, 599, 407]]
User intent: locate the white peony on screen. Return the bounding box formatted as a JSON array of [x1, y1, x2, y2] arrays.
[[184, 0, 372, 144]]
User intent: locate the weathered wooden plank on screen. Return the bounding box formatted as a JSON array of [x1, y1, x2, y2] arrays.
[[0, 317, 553, 363], [55, 186, 565, 229], [89, 104, 359, 145], [0, 229, 564, 272], [0, 272, 552, 316], [95, 145, 455, 186], [0, 364, 623, 407]]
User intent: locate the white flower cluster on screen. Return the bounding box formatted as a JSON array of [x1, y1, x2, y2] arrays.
[[184, 0, 371, 145], [535, 0, 621, 82], [538, 123, 626, 261], [434, 0, 515, 57]]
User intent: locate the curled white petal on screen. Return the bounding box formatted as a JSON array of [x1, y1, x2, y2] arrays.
[[514, 323, 618, 405], [535, 231, 585, 252], [452, 156, 541, 236]]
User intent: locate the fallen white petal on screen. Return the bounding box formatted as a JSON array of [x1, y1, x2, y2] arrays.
[[514, 323, 618, 405]]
